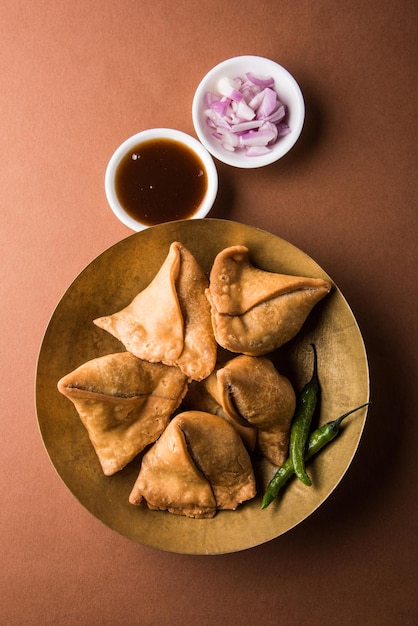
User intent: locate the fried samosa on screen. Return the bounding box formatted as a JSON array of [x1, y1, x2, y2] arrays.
[[129, 411, 256, 518], [57, 352, 189, 476], [186, 356, 296, 466], [93, 242, 217, 381], [206, 245, 331, 355]]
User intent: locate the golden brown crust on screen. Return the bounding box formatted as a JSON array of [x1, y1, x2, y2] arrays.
[[93, 242, 217, 381], [184, 373, 258, 451], [94, 243, 183, 364], [129, 412, 217, 518], [218, 356, 296, 466], [57, 352, 189, 476], [129, 411, 256, 518], [206, 245, 331, 355], [185, 356, 296, 466], [174, 243, 218, 381]]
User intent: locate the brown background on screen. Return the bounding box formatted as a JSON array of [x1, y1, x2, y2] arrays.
[[1, 1, 417, 624]]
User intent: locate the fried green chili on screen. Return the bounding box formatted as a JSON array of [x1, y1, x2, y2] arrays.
[[261, 402, 370, 509], [289, 344, 319, 486]]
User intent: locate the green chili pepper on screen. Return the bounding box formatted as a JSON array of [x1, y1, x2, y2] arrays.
[[289, 344, 319, 486], [261, 402, 370, 509]]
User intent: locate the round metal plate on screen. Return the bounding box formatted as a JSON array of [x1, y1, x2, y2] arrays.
[[36, 219, 369, 554]]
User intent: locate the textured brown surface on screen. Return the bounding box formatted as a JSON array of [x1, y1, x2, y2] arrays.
[[2, 0, 417, 624]]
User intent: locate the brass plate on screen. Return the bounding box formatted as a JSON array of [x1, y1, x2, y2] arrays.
[[35, 219, 369, 554]]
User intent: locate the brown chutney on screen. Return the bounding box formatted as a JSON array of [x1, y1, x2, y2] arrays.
[[114, 138, 208, 226]]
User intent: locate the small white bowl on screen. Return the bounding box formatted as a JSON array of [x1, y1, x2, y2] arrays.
[[192, 55, 305, 168], [105, 128, 218, 231]]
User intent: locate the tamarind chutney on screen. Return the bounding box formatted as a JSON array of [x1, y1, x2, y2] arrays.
[[114, 138, 208, 226]]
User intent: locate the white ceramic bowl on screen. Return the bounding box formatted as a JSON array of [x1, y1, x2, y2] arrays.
[[105, 128, 218, 231], [192, 56, 305, 168]]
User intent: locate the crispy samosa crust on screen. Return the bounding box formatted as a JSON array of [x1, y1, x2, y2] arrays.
[[129, 411, 256, 518], [57, 352, 189, 476], [185, 356, 296, 466], [206, 245, 331, 355], [93, 242, 217, 381]]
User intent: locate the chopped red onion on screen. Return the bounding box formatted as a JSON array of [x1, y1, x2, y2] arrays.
[[217, 77, 243, 102], [255, 88, 279, 119], [204, 72, 290, 157], [246, 145, 272, 156], [239, 129, 276, 146], [245, 72, 275, 87], [230, 120, 265, 134], [210, 98, 230, 117], [235, 100, 256, 121]]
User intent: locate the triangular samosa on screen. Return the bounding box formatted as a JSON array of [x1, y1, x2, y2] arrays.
[[185, 356, 296, 466], [206, 245, 331, 355], [57, 352, 189, 476], [129, 411, 256, 518], [93, 242, 217, 381]]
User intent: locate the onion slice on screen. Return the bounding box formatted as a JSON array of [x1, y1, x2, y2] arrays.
[[204, 73, 290, 156]]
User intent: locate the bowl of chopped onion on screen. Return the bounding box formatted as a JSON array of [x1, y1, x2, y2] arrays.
[[192, 55, 305, 168]]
